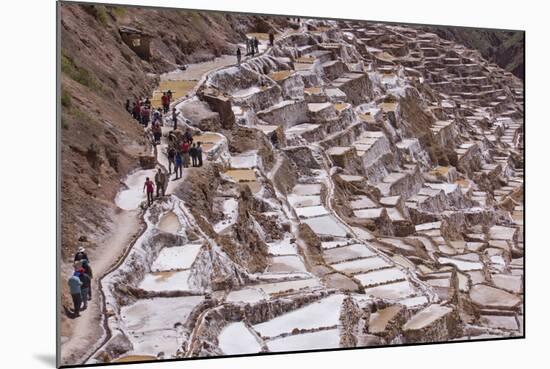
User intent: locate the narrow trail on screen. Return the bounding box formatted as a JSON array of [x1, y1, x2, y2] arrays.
[[70, 31, 291, 366], [61, 210, 142, 364]]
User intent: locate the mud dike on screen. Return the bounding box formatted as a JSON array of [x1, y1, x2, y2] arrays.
[[88, 20, 523, 364]]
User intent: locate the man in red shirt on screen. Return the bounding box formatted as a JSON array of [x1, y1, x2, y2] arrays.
[[143, 177, 155, 206], [180, 140, 190, 168], [161, 92, 169, 114]]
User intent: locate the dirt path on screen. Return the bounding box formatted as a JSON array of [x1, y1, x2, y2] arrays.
[[60, 209, 142, 365]]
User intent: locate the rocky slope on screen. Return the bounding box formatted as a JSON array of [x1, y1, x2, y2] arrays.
[[417, 26, 524, 79], [60, 3, 289, 260]]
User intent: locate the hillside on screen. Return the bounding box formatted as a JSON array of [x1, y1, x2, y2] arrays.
[[419, 26, 524, 79]]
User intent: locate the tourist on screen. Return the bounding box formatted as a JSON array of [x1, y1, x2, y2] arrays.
[[161, 92, 170, 114], [81, 259, 93, 300], [154, 168, 166, 197], [184, 129, 193, 144], [144, 97, 151, 108], [236, 47, 241, 65], [167, 90, 173, 102], [125, 99, 131, 113], [254, 37, 259, 54], [167, 145, 176, 174], [172, 107, 180, 130], [190, 143, 198, 167], [78, 268, 91, 310], [141, 105, 150, 127], [74, 247, 88, 262], [132, 102, 141, 121], [174, 151, 183, 179], [181, 140, 190, 168], [68, 272, 83, 318], [152, 108, 161, 125], [143, 177, 155, 206], [196, 141, 203, 167], [269, 32, 274, 46], [251, 39, 255, 56], [152, 122, 162, 144]]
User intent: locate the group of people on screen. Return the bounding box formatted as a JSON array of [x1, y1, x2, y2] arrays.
[[167, 129, 204, 178], [143, 167, 167, 206], [67, 247, 93, 318], [126, 96, 164, 128], [125, 91, 175, 129], [236, 33, 275, 65], [142, 129, 204, 207]]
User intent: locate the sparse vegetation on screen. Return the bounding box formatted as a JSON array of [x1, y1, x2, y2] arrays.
[[61, 50, 102, 92], [110, 6, 126, 20], [95, 5, 109, 26], [61, 88, 72, 108]]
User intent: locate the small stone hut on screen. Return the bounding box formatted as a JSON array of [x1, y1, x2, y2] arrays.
[[119, 26, 153, 60]]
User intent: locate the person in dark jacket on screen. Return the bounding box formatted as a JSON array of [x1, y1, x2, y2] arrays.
[[269, 32, 274, 46], [78, 268, 91, 310], [167, 146, 176, 174], [254, 37, 259, 53], [183, 129, 193, 144], [196, 141, 203, 167], [236, 47, 241, 65], [172, 107, 180, 130], [68, 272, 83, 317], [174, 151, 183, 179], [81, 259, 93, 300], [74, 247, 88, 262], [189, 143, 198, 167], [154, 168, 167, 197], [125, 99, 131, 113]]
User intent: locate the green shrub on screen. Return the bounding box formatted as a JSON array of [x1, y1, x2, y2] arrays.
[[110, 6, 126, 19], [61, 88, 71, 108], [60, 50, 102, 92], [95, 5, 108, 26]]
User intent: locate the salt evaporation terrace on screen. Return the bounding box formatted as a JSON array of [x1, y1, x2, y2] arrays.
[[89, 18, 524, 364]]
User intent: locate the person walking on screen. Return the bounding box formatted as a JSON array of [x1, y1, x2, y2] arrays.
[[236, 47, 241, 65], [74, 247, 88, 262], [78, 268, 91, 310], [196, 141, 203, 167], [251, 39, 255, 56], [172, 107, 180, 130], [152, 123, 162, 144], [269, 32, 274, 47], [143, 177, 155, 206], [189, 143, 198, 167], [167, 146, 176, 174], [181, 140, 190, 168], [141, 105, 150, 127], [68, 272, 83, 317], [174, 151, 183, 179], [132, 102, 141, 121], [254, 37, 259, 54], [81, 259, 93, 301], [155, 168, 166, 197], [161, 92, 170, 114], [184, 129, 193, 144]]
